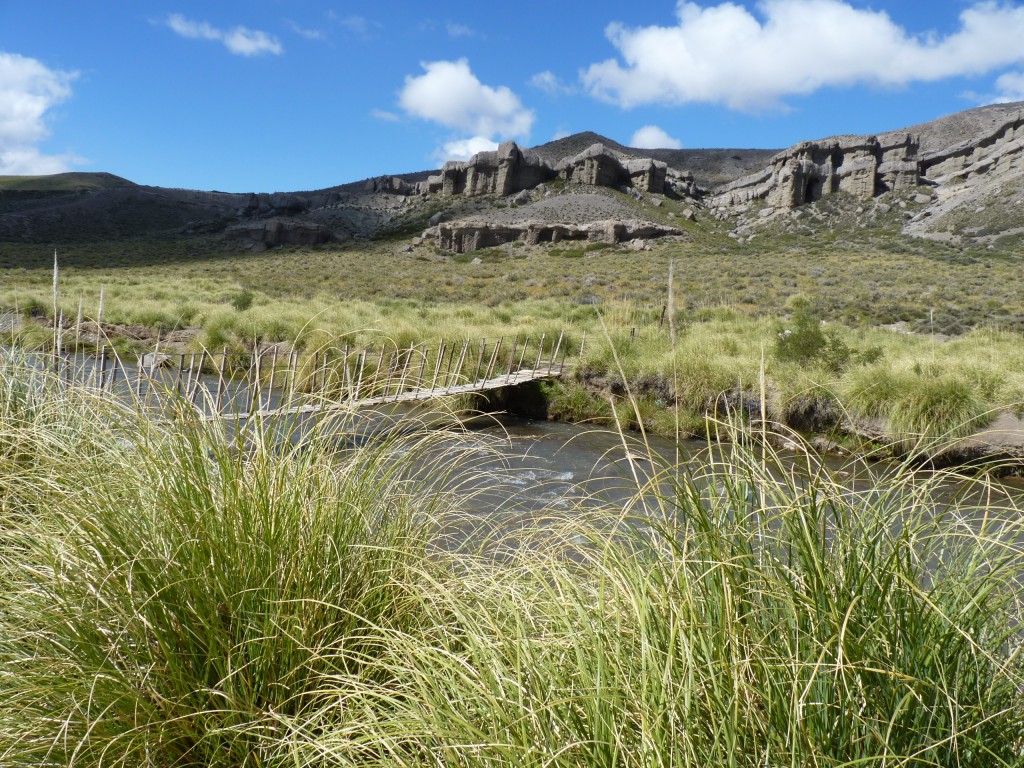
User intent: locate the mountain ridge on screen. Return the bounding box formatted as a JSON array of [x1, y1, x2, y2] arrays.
[[1, 101, 1022, 249]]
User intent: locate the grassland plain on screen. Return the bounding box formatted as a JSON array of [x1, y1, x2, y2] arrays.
[[1, 357, 1023, 766], [2, 215, 1024, 454]]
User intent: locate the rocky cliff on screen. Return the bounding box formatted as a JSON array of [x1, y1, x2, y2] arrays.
[[432, 140, 677, 199], [711, 134, 920, 209], [709, 103, 1024, 222]]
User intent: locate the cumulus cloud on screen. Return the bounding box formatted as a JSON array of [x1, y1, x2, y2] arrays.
[[583, 0, 1024, 111], [0, 52, 82, 174], [630, 125, 683, 149], [433, 136, 499, 164], [992, 70, 1024, 103], [399, 58, 534, 138], [164, 13, 282, 56]]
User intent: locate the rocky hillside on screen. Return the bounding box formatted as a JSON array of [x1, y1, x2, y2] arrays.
[[528, 132, 777, 188], [707, 101, 1024, 246], [1, 102, 1022, 252]]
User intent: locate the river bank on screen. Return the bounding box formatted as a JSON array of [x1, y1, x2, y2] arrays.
[[5, 303, 1024, 472], [3, 353, 1023, 766]]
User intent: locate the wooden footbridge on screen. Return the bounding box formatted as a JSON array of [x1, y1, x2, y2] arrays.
[[45, 332, 574, 420]]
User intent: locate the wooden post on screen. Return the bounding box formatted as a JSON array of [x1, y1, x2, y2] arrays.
[[134, 350, 145, 401], [415, 345, 429, 399], [340, 344, 351, 399], [512, 336, 529, 384], [191, 351, 208, 405], [176, 354, 186, 397], [533, 333, 546, 373], [318, 349, 330, 399], [430, 341, 445, 393], [267, 348, 279, 411], [473, 339, 485, 385], [215, 348, 227, 416], [483, 337, 502, 382], [395, 343, 415, 401], [252, 349, 263, 414], [441, 342, 458, 392], [107, 349, 123, 393], [148, 339, 160, 409], [96, 347, 109, 390], [287, 351, 298, 406], [505, 336, 519, 380], [354, 349, 366, 400], [446, 341, 469, 394], [548, 330, 564, 375], [373, 344, 386, 397], [578, 330, 586, 358]]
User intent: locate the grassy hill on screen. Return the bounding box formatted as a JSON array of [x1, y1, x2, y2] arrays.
[[0, 172, 136, 192]]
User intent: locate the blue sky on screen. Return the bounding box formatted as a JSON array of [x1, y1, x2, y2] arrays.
[[3, 1, 1024, 192]]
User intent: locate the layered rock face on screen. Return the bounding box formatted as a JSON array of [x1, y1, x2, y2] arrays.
[[919, 110, 1024, 183], [436, 141, 670, 198], [424, 218, 679, 253], [713, 134, 920, 209], [440, 141, 556, 197], [227, 218, 334, 247], [556, 144, 668, 193]]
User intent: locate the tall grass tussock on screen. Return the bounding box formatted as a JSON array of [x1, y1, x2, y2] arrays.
[[1, 355, 1023, 766]]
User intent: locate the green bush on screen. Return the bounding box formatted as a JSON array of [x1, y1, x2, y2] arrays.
[[775, 298, 882, 373]]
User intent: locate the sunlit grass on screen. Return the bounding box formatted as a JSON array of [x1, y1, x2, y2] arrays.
[[1, 358, 1024, 766]]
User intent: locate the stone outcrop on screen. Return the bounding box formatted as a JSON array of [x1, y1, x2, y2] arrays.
[[437, 141, 671, 199], [441, 141, 555, 197], [423, 218, 679, 253], [919, 110, 1024, 183], [228, 218, 333, 246], [364, 176, 414, 195], [712, 134, 920, 209], [556, 144, 667, 193]]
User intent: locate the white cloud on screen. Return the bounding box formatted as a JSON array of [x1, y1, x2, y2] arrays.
[[630, 125, 682, 149], [0, 52, 82, 174], [223, 27, 282, 56], [286, 20, 325, 41], [164, 14, 282, 56], [992, 70, 1024, 103], [329, 13, 378, 38], [433, 136, 499, 164], [371, 108, 401, 122], [399, 58, 534, 141], [530, 70, 574, 96], [446, 21, 476, 38], [583, 1, 1024, 111], [551, 129, 571, 141]]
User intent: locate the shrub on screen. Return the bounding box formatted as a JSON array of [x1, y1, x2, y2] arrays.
[[775, 298, 882, 373], [230, 288, 256, 312]]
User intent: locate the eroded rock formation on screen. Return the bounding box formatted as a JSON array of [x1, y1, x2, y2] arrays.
[[556, 144, 668, 194], [364, 176, 415, 195], [423, 218, 679, 253], [437, 141, 671, 199], [712, 134, 920, 209], [440, 141, 556, 197], [228, 218, 334, 247], [920, 110, 1024, 183]]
